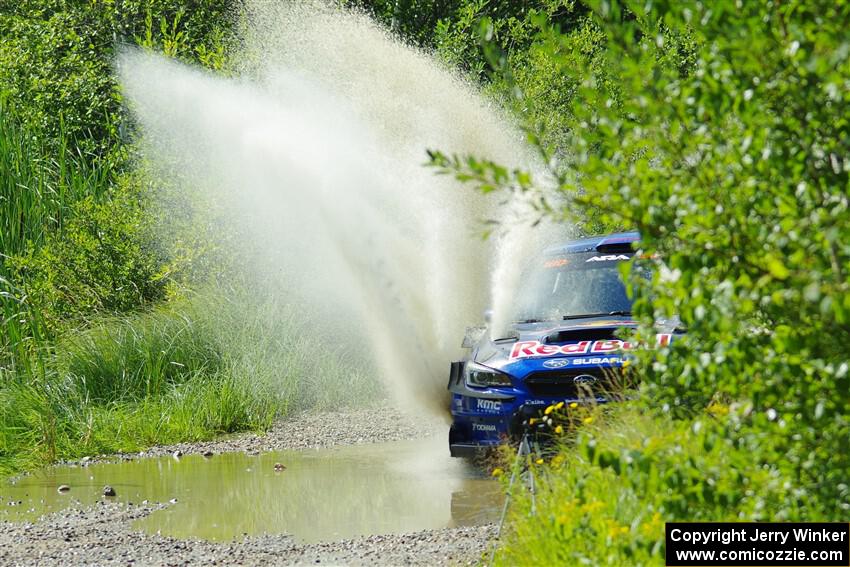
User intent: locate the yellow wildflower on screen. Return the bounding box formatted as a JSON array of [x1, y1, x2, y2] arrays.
[[535, 458, 544, 465], [707, 402, 729, 417], [583, 416, 594, 425], [555, 401, 565, 410], [491, 467, 504, 477], [554, 425, 564, 434], [579, 500, 605, 514], [544, 405, 555, 415], [529, 417, 537, 425], [569, 402, 578, 409], [607, 520, 629, 538], [640, 512, 664, 537]]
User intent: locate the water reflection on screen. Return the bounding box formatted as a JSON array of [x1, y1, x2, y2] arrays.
[[1, 436, 502, 542]]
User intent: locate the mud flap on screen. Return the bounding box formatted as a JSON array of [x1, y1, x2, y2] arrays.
[[447, 361, 463, 391]]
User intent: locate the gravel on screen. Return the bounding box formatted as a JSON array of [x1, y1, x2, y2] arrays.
[[3, 406, 497, 566], [0, 501, 496, 566]]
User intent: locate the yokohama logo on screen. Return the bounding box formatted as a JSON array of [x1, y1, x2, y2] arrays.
[[509, 334, 672, 360]]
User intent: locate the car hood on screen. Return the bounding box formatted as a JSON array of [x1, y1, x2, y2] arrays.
[[472, 317, 672, 380]]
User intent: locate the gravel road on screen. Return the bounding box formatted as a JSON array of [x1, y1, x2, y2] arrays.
[[1, 406, 498, 566]]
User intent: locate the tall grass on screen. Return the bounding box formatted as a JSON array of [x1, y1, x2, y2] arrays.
[[0, 275, 48, 379], [0, 103, 115, 269], [0, 104, 117, 372], [0, 290, 383, 475]]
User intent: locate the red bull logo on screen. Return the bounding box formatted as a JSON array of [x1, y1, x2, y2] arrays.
[[509, 334, 672, 359]]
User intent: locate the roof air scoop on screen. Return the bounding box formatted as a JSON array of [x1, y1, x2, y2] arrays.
[[594, 242, 634, 254], [545, 328, 621, 344], [594, 232, 639, 254]]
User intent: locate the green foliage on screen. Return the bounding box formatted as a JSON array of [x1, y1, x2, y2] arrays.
[[0, 4, 236, 464], [0, 105, 115, 265], [0, 275, 47, 379], [0, 0, 413, 478], [495, 406, 816, 565], [344, 0, 466, 47], [430, 1, 634, 154], [0, 3, 119, 157], [0, 107, 117, 370], [557, 0, 850, 516], [0, 291, 381, 475], [433, 0, 850, 561], [0, 0, 251, 364], [0, 0, 236, 157], [0, 0, 239, 368], [433, 1, 542, 78], [10, 176, 167, 334]]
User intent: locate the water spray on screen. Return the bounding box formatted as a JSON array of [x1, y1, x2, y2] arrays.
[[120, 1, 556, 418]]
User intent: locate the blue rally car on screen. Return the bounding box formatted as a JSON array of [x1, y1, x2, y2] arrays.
[[447, 232, 674, 457]]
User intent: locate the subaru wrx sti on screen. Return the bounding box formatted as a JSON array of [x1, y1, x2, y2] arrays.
[[447, 232, 676, 457]]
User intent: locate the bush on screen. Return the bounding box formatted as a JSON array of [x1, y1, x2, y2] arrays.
[[434, 0, 850, 561], [555, 0, 850, 516], [0, 0, 236, 157], [0, 0, 237, 365], [10, 176, 167, 335]]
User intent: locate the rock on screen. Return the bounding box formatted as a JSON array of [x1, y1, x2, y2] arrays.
[[172, 450, 183, 459], [202, 450, 214, 458], [102, 486, 116, 497], [80, 456, 91, 463], [57, 485, 70, 493], [169, 498, 178, 504], [273, 463, 286, 472]]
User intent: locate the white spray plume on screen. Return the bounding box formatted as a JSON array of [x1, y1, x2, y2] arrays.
[[119, 2, 563, 418]]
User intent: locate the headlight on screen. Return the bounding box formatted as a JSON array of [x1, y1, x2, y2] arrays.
[[465, 362, 512, 388]]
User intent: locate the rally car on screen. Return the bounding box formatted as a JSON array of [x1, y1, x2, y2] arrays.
[[447, 231, 676, 457]]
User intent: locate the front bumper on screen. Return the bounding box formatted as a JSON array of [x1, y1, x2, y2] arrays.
[[446, 360, 618, 456], [449, 394, 590, 455], [449, 390, 611, 456]]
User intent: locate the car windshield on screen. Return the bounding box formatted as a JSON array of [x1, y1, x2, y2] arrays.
[[511, 253, 635, 322]]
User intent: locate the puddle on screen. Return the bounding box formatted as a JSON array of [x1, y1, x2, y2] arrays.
[[0, 436, 502, 543]]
